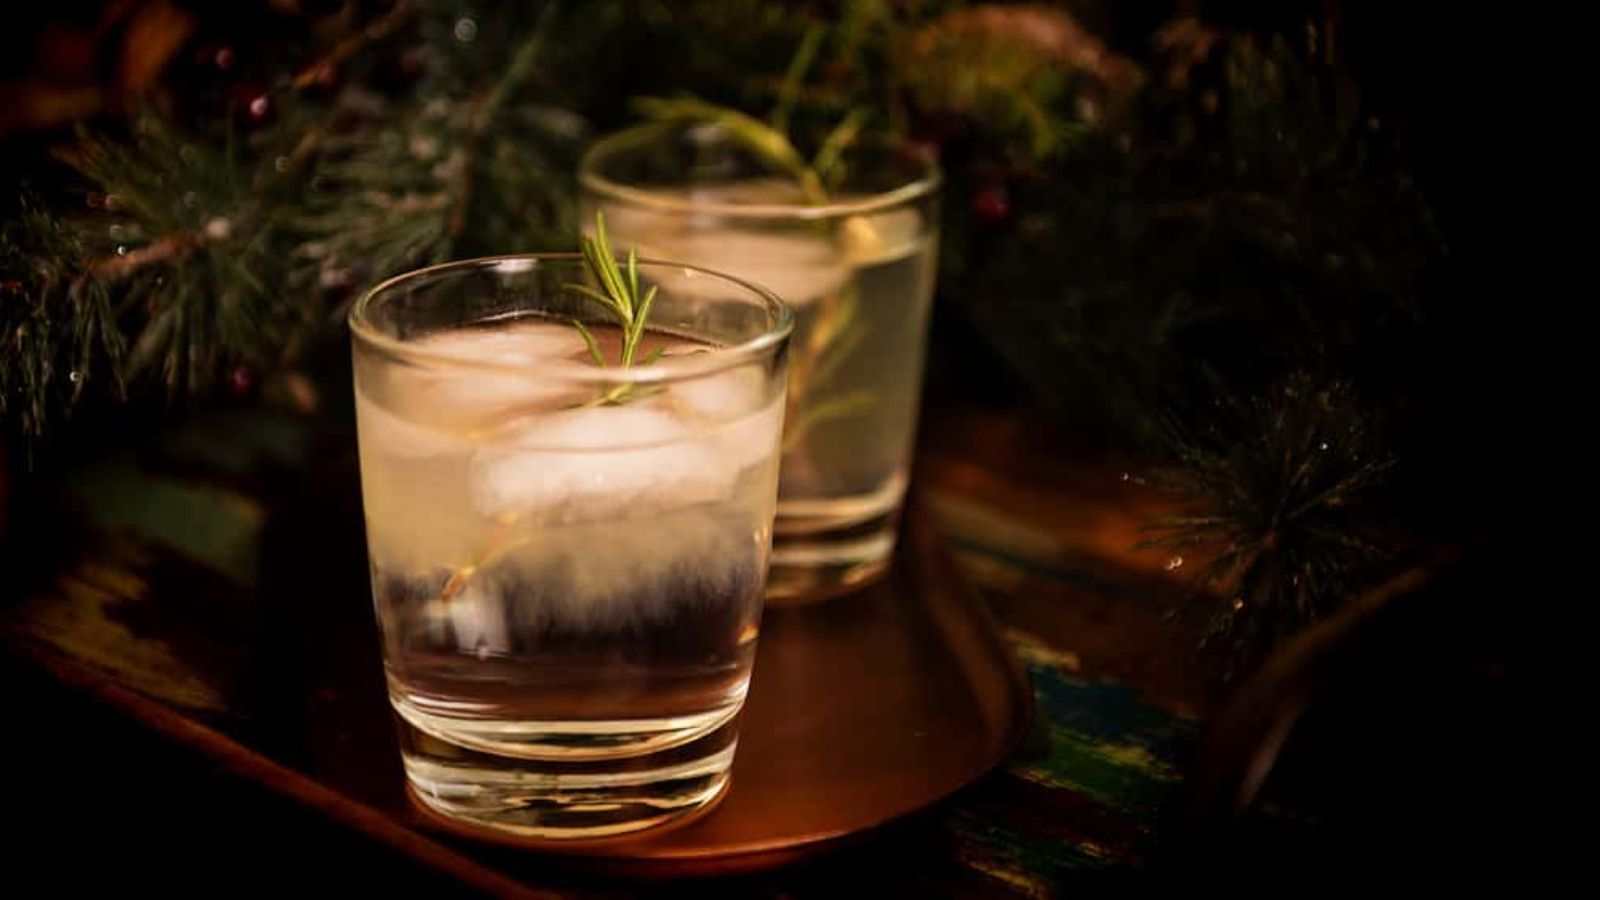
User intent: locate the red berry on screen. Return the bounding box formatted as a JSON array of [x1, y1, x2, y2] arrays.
[[971, 185, 1011, 223], [229, 365, 256, 397]]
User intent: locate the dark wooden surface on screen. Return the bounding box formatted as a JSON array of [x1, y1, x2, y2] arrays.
[[1, 405, 1213, 895]]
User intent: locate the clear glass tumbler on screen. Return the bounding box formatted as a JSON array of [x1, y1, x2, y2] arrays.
[[350, 254, 791, 839], [581, 126, 941, 601]]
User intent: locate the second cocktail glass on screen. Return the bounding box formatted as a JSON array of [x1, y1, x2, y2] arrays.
[[581, 125, 942, 600]]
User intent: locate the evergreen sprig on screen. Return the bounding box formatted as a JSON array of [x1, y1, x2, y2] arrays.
[[61, 116, 304, 396], [567, 212, 661, 370], [4, 112, 304, 449], [1, 200, 124, 449], [562, 213, 667, 407], [634, 96, 831, 202], [2, 1, 589, 450], [293, 1, 582, 301], [1144, 373, 1396, 669]]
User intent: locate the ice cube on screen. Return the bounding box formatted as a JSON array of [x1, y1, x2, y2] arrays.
[[414, 321, 591, 366], [716, 396, 785, 473], [667, 367, 784, 473], [355, 389, 468, 458], [503, 402, 692, 449], [490, 506, 757, 632], [383, 322, 593, 431], [468, 403, 739, 520], [669, 365, 764, 425], [434, 581, 511, 656], [600, 204, 849, 307]]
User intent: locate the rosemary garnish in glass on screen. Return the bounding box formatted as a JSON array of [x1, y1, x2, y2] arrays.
[[565, 212, 666, 405]]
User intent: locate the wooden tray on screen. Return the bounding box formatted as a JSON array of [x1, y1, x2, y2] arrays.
[[7, 491, 1029, 883], [415, 498, 1032, 876]]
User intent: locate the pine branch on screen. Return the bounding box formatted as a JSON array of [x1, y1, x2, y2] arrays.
[[634, 95, 827, 202], [1143, 373, 1396, 668], [447, 5, 558, 241], [62, 117, 309, 395], [291, 0, 417, 90], [2, 200, 125, 449], [85, 232, 203, 281], [295, 1, 582, 295]]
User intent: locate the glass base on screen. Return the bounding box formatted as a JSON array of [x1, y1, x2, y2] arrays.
[[766, 494, 901, 604], [395, 699, 741, 840]]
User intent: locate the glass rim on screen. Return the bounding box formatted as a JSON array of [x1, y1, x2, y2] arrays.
[[349, 252, 793, 385], [579, 125, 943, 221]]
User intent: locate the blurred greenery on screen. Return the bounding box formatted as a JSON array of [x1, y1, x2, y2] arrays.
[[2, 1, 1453, 654]]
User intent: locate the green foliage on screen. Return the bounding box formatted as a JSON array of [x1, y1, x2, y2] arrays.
[[65, 117, 306, 394], [2, 0, 590, 448], [1, 1, 1446, 665], [568, 213, 658, 368], [4, 111, 306, 448], [635, 96, 826, 197], [564, 213, 668, 407], [294, 1, 585, 290], [1, 201, 123, 448], [950, 32, 1441, 449]]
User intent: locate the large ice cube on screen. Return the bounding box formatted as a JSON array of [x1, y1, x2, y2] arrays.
[[600, 204, 850, 307], [415, 320, 592, 365], [493, 506, 757, 631], [469, 403, 735, 520], [379, 322, 593, 433], [667, 368, 785, 473], [355, 388, 469, 459], [431, 581, 511, 656], [668, 365, 763, 424]]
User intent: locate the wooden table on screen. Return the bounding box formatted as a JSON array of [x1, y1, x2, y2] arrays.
[[2, 403, 1216, 895]]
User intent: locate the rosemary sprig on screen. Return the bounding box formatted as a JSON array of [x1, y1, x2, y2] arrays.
[[632, 85, 881, 447], [568, 212, 658, 366], [565, 212, 666, 404], [634, 96, 829, 203]]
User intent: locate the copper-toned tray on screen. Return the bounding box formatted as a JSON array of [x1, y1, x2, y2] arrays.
[[7, 491, 1029, 883], [413, 498, 1032, 876]]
